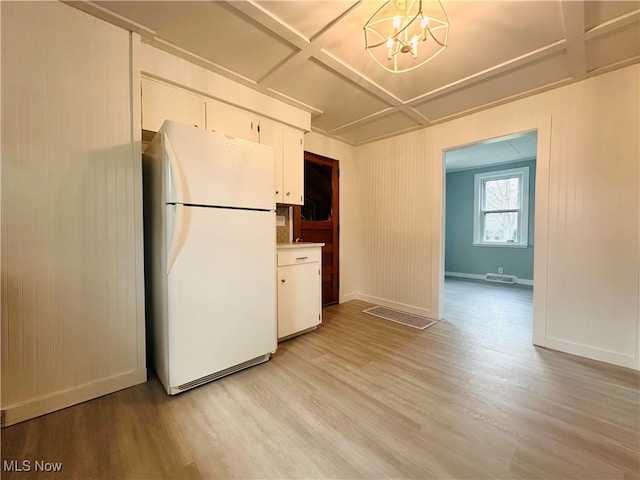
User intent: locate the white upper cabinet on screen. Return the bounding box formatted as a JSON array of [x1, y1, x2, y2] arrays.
[[281, 125, 304, 206], [259, 118, 284, 203], [206, 99, 259, 142], [142, 78, 205, 132], [260, 119, 304, 205], [141, 79, 304, 205]]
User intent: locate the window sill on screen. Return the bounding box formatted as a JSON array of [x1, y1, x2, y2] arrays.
[[472, 242, 529, 249]]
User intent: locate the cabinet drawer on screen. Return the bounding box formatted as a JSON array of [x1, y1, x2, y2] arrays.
[[277, 248, 321, 267]]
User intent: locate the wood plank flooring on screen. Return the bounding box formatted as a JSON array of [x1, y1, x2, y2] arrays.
[[2, 277, 639, 479]]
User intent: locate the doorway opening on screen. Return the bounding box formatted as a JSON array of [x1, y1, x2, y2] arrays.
[[443, 131, 537, 335], [294, 152, 340, 306]]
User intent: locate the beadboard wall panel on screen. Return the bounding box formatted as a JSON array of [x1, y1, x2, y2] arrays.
[[543, 72, 639, 365], [355, 65, 639, 369], [356, 131, 435, 317], [1, 2, 146, 425], [304, 131, 357, 303]]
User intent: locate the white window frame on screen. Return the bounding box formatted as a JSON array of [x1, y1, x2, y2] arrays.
[[473, 166, 529, 248]]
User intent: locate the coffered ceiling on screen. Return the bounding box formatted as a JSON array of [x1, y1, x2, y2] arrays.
[[70, 1, 640, 145]]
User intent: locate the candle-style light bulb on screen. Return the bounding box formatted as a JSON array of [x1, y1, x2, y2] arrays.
[[392, 15, 401, 35], [421, 16, 429, 40], [386, 38, 394, 60]]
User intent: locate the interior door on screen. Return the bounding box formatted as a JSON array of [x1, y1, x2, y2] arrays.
[[294, 152, 339, 306]]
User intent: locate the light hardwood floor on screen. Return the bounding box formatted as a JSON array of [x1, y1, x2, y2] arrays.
[[2, 277, 639, 479]]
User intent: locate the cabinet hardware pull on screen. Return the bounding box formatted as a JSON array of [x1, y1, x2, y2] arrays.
[[286, 192, 290, 196], [281, 279, 286, 283], [296, 256, 308, 260]]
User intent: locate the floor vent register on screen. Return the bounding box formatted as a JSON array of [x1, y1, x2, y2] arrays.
[[363, 306, 438, 330]]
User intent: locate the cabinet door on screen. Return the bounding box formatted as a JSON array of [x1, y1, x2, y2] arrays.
[[282, 125, 304, 205], [277, 263, 321, 339], [142, 78, 205, 132], [206, 99, 259, 142], [259, 119, 284, 203]]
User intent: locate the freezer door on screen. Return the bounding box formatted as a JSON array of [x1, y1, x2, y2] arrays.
[[162, 120, 275, 210], [165, 205, 277, 389]]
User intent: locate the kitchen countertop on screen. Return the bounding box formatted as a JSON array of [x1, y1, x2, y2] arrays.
[[277, 242, 325, 249]]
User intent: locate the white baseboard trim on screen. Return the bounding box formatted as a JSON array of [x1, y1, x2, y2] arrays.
[[545, 337, 637, 370], [1, 368, 147, 427], [339, 292, 357, 304], [445, 271, 534, 286], [355, 294, 432, 318], [445, 272, 485, 281]]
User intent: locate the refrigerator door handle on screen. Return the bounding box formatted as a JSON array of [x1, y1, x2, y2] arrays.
[[166, 204, 188, 274], [164, 132, 186, 203]]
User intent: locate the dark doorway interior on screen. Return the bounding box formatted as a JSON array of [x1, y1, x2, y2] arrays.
[[294, 152, 339, 306]]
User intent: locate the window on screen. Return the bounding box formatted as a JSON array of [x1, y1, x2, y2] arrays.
[[473, 166, 529, 247]]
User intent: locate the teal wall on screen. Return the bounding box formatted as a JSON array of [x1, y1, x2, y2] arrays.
[[445, 159, 536, 281]]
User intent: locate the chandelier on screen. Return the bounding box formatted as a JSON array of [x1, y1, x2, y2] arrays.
[[363, 0, 449, 73]]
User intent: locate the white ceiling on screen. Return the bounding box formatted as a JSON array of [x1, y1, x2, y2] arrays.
[[70, 0, 640, 145], [445, 131, 538, 172]]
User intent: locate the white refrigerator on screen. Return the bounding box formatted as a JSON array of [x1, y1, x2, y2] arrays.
[[143, 120, 277, 394]]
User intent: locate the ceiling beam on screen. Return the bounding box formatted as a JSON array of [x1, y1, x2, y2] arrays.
[[561, 0, 587, 81], [228, 0, 365, 88], [228, 0, 418, 132], [405, 40, 567, 107], [585, 8, 640, 39], [224, 1, 310, 49], [314, 50, 402, 107]]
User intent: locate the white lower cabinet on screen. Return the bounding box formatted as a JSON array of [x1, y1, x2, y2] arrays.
[[277, 245, 322, 340]]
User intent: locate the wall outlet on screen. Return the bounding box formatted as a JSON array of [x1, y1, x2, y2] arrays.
[[497, 267, 504, 274], [276, 215, 286, 227]]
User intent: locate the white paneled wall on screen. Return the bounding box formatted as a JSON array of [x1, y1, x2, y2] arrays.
[[304, 132, 357, 303], [1, 2, 146, 425], [543, 72, 639, 364], [355, 65, 640, 369], [356, 131, 436, 317]]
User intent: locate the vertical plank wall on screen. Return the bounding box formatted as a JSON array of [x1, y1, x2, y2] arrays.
[[354, 65, 639, 369], [356, 130, 435, 317], [1, 2, 146, 425]]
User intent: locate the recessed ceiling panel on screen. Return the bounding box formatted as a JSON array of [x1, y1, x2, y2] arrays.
[[270, 59, 390, 131], [95, 1, 296, 81], [586, 22, 640, 72], [414, 51, 569, 121], [256, 0, 358, 39], [584, 1, 640, 31], [336, 111, 420, 144], [323, 1, 565, 101]]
